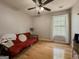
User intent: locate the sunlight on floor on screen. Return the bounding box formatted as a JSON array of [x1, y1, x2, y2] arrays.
[[53, 48, 64, 59], [13, 42, 72, 59]]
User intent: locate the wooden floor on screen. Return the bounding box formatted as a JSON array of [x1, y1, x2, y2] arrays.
[[13, 41, 72, 59]]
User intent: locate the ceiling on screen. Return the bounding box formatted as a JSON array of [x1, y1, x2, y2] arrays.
[[0, 0, 78, 16]]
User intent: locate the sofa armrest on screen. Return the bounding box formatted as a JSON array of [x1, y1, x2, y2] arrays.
[[31, 35, 38, 40]]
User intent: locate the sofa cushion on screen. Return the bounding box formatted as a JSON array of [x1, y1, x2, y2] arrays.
[[9, 43, 24, 56], [23, 32, 31, 39]]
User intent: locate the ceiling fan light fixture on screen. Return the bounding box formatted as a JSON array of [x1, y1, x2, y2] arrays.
[[36, 7, 44, 12], [28, 0, 53, 14], [40, 7, 44, 11]]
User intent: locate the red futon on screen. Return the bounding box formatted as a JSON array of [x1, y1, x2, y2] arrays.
[[8, 32, 38, 56]]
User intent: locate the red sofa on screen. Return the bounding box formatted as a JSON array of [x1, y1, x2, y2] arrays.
[[8, 32, 38, 56]]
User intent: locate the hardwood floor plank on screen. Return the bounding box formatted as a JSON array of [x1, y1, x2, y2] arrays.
[[13, 41, 72, 59]]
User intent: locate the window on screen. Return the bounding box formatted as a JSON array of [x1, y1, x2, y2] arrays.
[[52, 14, 69, 43], [53, 15, 66, 36]]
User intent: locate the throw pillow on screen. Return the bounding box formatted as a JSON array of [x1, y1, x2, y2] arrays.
[[1, 34, 16, 41], [1, 40, 14, 48], [19, 34, 27, 42]]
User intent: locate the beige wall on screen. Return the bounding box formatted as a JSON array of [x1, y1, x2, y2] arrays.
[[33, 15, 52, 39], [70, 0, 79, 46], [0, 2, 32, 35], [71, 0, 79, 39], [33, 10, 70, 40]]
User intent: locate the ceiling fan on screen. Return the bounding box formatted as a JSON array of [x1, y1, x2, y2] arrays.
[[27, 0, 54, 14]]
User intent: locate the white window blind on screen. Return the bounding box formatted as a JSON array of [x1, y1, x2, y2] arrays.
[[52, 14, 69, 43], [53, 15, 66, 36]]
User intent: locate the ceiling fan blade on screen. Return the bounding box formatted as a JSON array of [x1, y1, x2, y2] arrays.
[[28, 7, 36, 10], [32, 0, 36, 3], [38, 0, 42, 5], [43, 7, 51, 11], [43, 0, 54, 5]]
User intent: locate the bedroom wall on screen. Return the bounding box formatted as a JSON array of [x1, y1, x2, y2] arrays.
[[33, 15, 52, 39], [0, 2, 32, 35], [33, 10, 70, 40], [71, 0, 79, 39]]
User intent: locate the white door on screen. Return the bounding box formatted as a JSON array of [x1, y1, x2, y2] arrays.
[[51, 14, 69, 43]]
